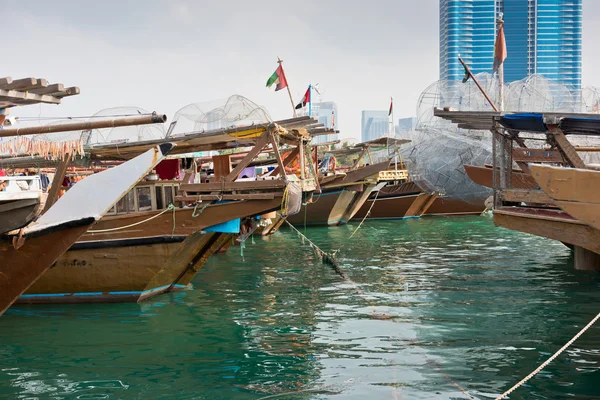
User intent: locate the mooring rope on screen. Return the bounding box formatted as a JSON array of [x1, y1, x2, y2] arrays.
[[495, 310, 600, 400], [282, 218, 347, 280], [333, 188, 381, 257], [88, 204, 176, 234]]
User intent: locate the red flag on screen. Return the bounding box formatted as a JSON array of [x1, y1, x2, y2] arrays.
[[266, 64, 288, 91], [295, 87, 310, 109], [493, 24, 507, 74], [388, 98, 393, 116]]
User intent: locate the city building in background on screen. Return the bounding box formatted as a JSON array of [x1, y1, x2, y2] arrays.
[[361, 110, 390, 142], [396, 117, 417, 140], [311, 101, 339, 144], [439, 0, 582, 89]]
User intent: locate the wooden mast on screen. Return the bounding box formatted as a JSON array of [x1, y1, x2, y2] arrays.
[[277, 57, 297, 118]]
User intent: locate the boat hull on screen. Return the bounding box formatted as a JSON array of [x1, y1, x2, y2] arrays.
[[530, 164, 600, 231], [19, 231, 232, 304], [0, 220, 93, 314], [0, 198, 41, 235], [287, 185, 374, 226], [353, 183, 484, 220]]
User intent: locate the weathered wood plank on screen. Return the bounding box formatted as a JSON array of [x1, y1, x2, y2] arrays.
[[175, 192, 280, 201], [181, 179, 287, 192], [500, 189, 553, 204], [548, 125, 586, 168], [511, 148, 563, 163], [224, 131, 270, 182]]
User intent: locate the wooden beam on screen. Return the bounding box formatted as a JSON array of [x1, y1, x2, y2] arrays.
[[500, 189, 553, 204], [548, 125, 586, 169], [269, 132, 287, 180], [43, 153, 72, 214], [0, 88, 61, 107], [181, 179, 287, 192], [0, 77, 36, 91], [175, 193, 280, 202], [30, 83, 63, 95], [512, 148, 563, 163], [224, 131, 270, 182], [271, 146, 300, 177]]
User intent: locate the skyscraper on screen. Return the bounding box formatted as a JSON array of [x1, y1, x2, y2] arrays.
[[311, 101, 339, 144], [361, 110, 390, 142], [439, 0, 582, 89]]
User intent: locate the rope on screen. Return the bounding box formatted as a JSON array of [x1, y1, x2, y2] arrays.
[[88, 204, 176, 233], [192, 203, 208, 218], [282, 218, 347, 280], [495, 310, 600, 400], [333, 188, 381, 256]]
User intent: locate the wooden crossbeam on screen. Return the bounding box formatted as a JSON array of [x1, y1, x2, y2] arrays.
[[181, 179, 287, 193], [0, 88, 61, 106], [224, 131, 270, 182], [175, 192, 281, 202], [0, 77, 36, 90], [500, 189, 553, 204], [548, 125, 586, 169], [30, 83, 63, 95], [512, 148, 563, 163]]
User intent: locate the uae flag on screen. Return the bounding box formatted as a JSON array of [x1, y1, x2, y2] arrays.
[[266, 65, 288, 91], [295, 87, 310, 109], [388, 98, 393, 116], [492, 23, 507, 74]]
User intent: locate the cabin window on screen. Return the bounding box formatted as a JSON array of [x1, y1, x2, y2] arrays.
[[155, 186, 164, 210], [107, 205, 116, 215], [165, 185, 174, 206], [136, 187, 152, 211], [116, 190, 135, 214]]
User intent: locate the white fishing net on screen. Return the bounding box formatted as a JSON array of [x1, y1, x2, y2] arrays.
[[171, 95, 271, 136], [85, 107, 166, 147], [404, 74, 600, 204]]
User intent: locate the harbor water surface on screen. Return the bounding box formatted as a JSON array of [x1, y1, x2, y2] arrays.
[[1, 216, 600, 399]]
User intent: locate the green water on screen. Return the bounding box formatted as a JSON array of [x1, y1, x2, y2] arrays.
[[1, 216, 600, 399]]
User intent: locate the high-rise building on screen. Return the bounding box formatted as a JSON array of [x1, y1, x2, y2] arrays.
[[310, 101, 339, 144], [396, 117, 417, 140], [439, 0, 582, 89], [361, 110, 390, 142]]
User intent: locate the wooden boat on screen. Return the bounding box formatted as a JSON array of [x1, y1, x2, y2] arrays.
[[17, 118, 318, 304], [463, 164, 537, 190], [286, 159, 391, 226], [529, 164, 600, 231], [1, 144, 172, 314], [434, 108, 600, 271], [0, 176, 43, 234], [353, 180, 484, 220]]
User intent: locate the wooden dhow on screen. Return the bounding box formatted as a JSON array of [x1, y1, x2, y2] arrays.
[[1, 144, 172, 315], [18, 118, 321, 304], [435, 109, 600, 271]]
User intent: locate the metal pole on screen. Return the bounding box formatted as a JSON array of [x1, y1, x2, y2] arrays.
[[0, 113, 167, 138]]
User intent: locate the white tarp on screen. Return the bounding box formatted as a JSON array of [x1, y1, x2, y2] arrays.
[[26, 143, 173, 234]]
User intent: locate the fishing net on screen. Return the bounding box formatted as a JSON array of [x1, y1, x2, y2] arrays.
[[85, 107, 167, 147], [171, 95, 271, 136], [404, 74, 600, 203]]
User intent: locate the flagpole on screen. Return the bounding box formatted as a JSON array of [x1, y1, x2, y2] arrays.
[[458, 56, 499, 112], [497, 16, 505, 112], [390, 96, 398, 171], [278, 57, 297, 118], [308, 84, 312, 117]]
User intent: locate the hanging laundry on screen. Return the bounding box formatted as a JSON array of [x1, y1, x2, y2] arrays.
[[155, 159, 180, 180]]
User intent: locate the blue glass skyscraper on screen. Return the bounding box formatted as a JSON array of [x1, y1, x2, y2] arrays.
[[439, 0, 582, 89]]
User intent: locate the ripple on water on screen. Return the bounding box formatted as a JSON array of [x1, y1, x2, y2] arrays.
[[0, 217, 599, 399]]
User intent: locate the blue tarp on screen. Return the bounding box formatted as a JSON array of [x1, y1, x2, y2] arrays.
[[204, 218, 241, 234], [499, 113, 546, 132]]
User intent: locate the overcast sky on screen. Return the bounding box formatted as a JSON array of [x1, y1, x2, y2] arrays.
[[4, 0, 599, 142]]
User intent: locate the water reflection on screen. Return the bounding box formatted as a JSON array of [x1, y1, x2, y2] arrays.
[[0, 217, 599, 399]]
